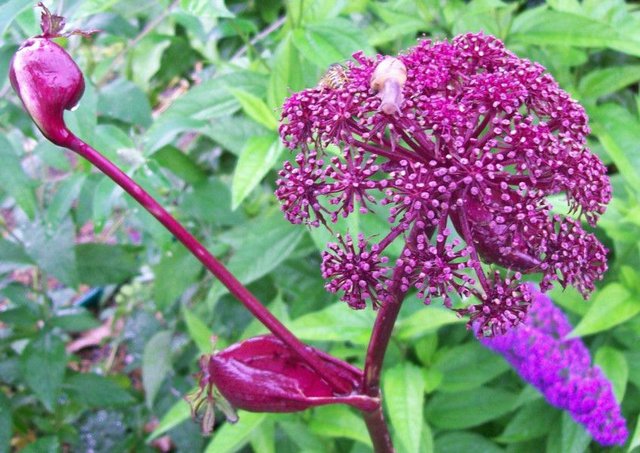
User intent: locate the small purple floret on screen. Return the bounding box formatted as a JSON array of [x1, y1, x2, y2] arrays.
[[481, 288, 628, 446]]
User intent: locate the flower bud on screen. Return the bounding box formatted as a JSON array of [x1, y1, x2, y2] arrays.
[[189, 334, 377, 424], [9, 37, 84, 146]]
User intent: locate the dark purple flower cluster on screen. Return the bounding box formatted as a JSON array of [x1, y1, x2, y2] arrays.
[[481, 287, 628, 446], [277, 33, 610, 335]]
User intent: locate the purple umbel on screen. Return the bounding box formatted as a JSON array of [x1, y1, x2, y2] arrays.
[[277, 33, 610, 336], [481, 287, 628, 446]]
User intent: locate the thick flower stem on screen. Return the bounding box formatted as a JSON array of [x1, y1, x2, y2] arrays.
[[361, 247, 411, 453], [63, 133, 350, 394]]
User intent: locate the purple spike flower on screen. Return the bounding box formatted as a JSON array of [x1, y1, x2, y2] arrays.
[[277, 33, 610, 334], [481, 287, 628, 446]]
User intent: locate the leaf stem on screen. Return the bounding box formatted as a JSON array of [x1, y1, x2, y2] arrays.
[[62, 131, 350, 394]]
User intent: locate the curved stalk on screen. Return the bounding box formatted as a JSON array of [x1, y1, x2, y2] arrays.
[[63, 133, 350, 394]]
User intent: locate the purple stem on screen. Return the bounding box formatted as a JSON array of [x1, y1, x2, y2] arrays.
[[62, 132, 350, 394], [360, 236, 414, 453]]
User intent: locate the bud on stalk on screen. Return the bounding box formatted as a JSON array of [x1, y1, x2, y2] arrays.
[[189, 335, 378, 433]]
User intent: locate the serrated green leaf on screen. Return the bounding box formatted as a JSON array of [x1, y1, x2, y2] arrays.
[[142, 330, 173, 408], [595, 346, 628, 401], [20, 330, 66, 411], [384, 363, 425, 453], [569, 283, 640, 338], [151, 146, 207, 185], [98, 78, 153, 127], [204, 411, 266, 453], [46, 174, 87, 225], [231, 136, 282, 209]]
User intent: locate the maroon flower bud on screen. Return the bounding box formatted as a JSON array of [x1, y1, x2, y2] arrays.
[[8, 4, 89, 147], [188, 335, 377, 432], [9, 37, 84, 146]]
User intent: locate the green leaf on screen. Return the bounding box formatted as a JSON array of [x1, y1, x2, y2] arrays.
[[309, 406, 371, 446], [151, 146, 207, 185], [65, 373, 134, 407], [578, 65, 640, 100], [24, 219, 78, 287], [229, 89, 278, 131], [145, 71, 267, 153], [590, 104, 640, 188], [595, 346, 628, 401], [569, 283, 640, 338], [76, 243, 140, 286], [98, 78, 153, 127], [0, 135, 37, 219], [147, 399, 191, 442], [267, 33, 306, 110], [20, 437, 59, 453], [129, 34, 171, 91], [292, 18, 374, 69], [49, 309, 101, 332], [510, 8, 640, 57], [629, 413, 640, 453], [208, 210, 304, 301], [0, 392, 11, 453], [0, 0, 31, 35], [204, 411, 266, 453], [46, 174, 87, 225], [434, 431, 503, 453], [20, 330, 66, 411], [496, 399, 558, 443], [384, 363, 425, 453], [183, 307, 213, 353], [153, 244, 202, 309], [395, 305, 465, 340], [277, 419, 326, 451], [432, 342, 509, 392], [425, 387, 518, 429], [250, 418, 275, 453], [0, 238, 34, 266], [142, 330, 173, 408], [231, 136, 282, 209], [291, 302, 375, 345], [546, 411, 591, 453]]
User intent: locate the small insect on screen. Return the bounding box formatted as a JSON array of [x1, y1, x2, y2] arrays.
[[318, 63, 349, 90]]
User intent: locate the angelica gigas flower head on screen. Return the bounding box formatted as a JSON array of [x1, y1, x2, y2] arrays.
[[278, 33, 610, 334], [481, 287, 628, 446]]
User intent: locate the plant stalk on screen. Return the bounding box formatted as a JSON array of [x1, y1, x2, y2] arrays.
[[63, 132, 350, 394]]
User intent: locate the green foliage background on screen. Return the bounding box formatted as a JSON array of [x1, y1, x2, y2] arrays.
[[0, 0, 639, 451]]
